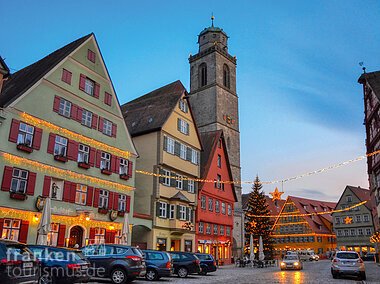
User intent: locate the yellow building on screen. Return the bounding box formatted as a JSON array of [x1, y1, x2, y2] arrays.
[[121, 81, 202, 251]]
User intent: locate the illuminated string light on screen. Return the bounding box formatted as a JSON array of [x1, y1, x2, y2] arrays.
[[1, 152, 134, 192]]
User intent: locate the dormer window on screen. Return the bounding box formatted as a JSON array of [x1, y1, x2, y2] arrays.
[[346, 195, 352, 202]]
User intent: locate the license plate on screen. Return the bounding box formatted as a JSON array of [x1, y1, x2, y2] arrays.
[[81, 265, 88, 269], [287, 265, 292, 268], [23, 262, 33, 268]]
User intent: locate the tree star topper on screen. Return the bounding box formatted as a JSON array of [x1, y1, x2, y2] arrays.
[[269, 187, 284, 201], [344, 216, 353, 224]]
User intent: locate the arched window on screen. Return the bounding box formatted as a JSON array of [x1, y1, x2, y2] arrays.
[[223, 64, 230, 88], [199, 63, 207, 87]]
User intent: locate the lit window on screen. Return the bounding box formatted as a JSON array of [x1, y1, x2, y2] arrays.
[[82, 110, 93, 127], [118, 195, 127, 212], [48, 223, 59, 246], [103, 119, 112, 136], [75, 184, 87, 205], [1, 219, 21, 241], [94, 228, 106, 244], [58, 98, 71, 117], [54, 135, 68, 157], [85, 78, 95, 96], [17, 122, 34, 147], [100, 152, 111, 170], [10, 168, 28, 194], [99, 190, 109, 209], [78, 144, 90, 163]]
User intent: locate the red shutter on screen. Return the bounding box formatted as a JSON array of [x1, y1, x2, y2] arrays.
[[104, 92, 112, 106], [126, 195, 131, 213], [63, 181, 71, 202], [79, 74, 86, 91], [32, 127, 43, 150], [42, 176, 51, 197], [95, 150, 101, 168], [93, 188, 100, 208], [94, 83, 100, 99], [18, 220, 29, 243], [0, 219, 4, 236], [57, 224, 66, 247], [8, 119, 20, 143], [92, 114, 98, 129], [67, 140, 79, 161], [86, 186, 94, 206], [1, 166, 13, 191], [47, 133, 56, 154], [113, 193, 119, 210], [89, 148, 96, 167], [110, 155, 116, 173], [66, 70, 72, 84], [128, 161, 133, 178], [53, 96, 61, 112], [114, 157, 120, 174], [111, 123, 117, 138], [108, 192, 114, 210], [105, 230, 116, 244], [77, 107, 83, 123], [89, 228, 96, 244], [26, 172, 36, 195], [98, 117, 104, 132], [70, 104, 78, 120], [70, 183, 76, 203]]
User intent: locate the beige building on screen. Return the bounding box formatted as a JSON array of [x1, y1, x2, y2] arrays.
[[122, 81, 202, 251]]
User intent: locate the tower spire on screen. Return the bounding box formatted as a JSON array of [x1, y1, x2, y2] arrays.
[[211, 13, 215, 27]]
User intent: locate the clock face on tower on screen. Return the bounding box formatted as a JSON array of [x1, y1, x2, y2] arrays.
[[223, 114, 235, 125]]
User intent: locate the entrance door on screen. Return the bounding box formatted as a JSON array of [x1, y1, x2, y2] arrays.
[[170, 240, 181, 251], [69, 226, 84, 248]]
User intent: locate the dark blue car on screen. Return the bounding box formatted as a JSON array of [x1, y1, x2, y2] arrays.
[[28, 245, 90, 284], [195, 253, 217, 275], [142, 250, 173, 281]]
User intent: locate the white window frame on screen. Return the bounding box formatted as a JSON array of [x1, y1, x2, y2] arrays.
[[118, 195, 127, 212], [10, 168, 28, 194], [159, 202, 167, 218], [103, 119, 112, 136], [228, 204, 232, 216], [179, 205, 186, 220], [215, 200, 220, 213], [366, 228, 372, 235], [199, 222, 204, 233], [356, 215, 361, 223], [99, 189, 109, 209], [75, 184, 87, 205], [179, 99, 188, 113], [163, 169, 171, 186], [188, 180, 195, 193], [191, 149, 198, 164], [176, 175, 183, 190], [59, 98, 71, 117], [213, 224, 218, 235], [217, 154, 221, 168], [82, 109, 93, 127], [216, 174, 222, 189], [1, 219, 21, 241], [84, 78, 95, 96], [206, 223, 211, 235], [364, 214, 370, 222], [179, 119, 189, 135], [188, 208, 192, 222], [201, 196, 206, 209], [221, 202, 226, 215], [100, 152, 111, 170], [220, 225, 224, 235], [226, 227, 231, 236], [120, 158, 128, 175], [350, 228, 356, 236], [208, 198, 213, 211], [78, 144, 90, 163], [167, 137, 175, 154], [17, 122, 34, 147], [169, 204, 175, 219], [358, 228, 364, 235], [180, 144, 187, 160], [54, 135, 68, 156], [94, 227, 105, 244]]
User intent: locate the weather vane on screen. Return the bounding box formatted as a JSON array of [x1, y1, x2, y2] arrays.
[[211, 13, 215, 27], [359, 62, 366, 74]]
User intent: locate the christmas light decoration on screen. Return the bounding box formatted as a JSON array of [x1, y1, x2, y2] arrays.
[[269, 187, 284, 201], [370, 231, 380, 243], [1, 152, 134, 192], [344, 216, 353, 224]]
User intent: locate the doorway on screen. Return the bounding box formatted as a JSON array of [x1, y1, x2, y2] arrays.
[[68, 226, 84, 248], [170, 239, 181, 251]]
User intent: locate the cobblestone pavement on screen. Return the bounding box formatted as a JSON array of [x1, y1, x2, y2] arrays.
[[90, 260, 380, 284]]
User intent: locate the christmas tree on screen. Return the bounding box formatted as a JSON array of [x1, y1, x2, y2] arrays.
[[244, 175, 273, 258]]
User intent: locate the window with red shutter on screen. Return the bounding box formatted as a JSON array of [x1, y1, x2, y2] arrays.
[[94, 83, 100, 99], [89, 228, 96, 244], [8, 119, 20, 143], [108, 192, 114, 210], [53, 96, 61, 113], [26, 172, 36, 196], [70, 104, 78, 121], [128, 161, 133, 178], [95, 150, 101, 168], [126, 195, 131, 213], [32, 127, 43, 150], [67, 140, 79, 161], [70, 183, 76, 203], [87, 187, 94, 206], [77, 107, 83, 123], [89, 148, 96, 167], [47, 133, 56, 154], [113, 193, 119, 211], [18, 220, 29, 243], [1, 166, 13, 191], [42, 176, 51, 197], [61, 69, 72, 85], [87, 49, 96, 63], [104, 92, 112, 106], [57, 224, 66, 247], [93, 188, 100, 208], [79, 74, 86, 91], [63, 181, 71, 202], [92, 114, 98, 129], [112, 123, 117, 138]]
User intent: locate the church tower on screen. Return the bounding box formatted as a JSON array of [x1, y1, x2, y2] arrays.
[[188, 18, 243, 257]]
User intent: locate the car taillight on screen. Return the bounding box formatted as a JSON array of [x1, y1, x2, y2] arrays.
[[213, 261, 216, 266], [126, 255, 142, 262], [333, 258, 338, 263], [67, 263, 81, 270], [0, 259, 22, 266], [193, 259, 200, 265], [166, 261, 171, 269]]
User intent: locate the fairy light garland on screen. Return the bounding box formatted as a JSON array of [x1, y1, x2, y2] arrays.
[[1, 152, 134, 192]]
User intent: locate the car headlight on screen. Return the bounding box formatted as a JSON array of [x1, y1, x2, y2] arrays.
[[281, 262, 285, 266], [294, 262, 299, 266]]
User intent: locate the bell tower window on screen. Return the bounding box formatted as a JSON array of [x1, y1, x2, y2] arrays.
[[199, 63, 207, 87], [223, 64, 230, 88]]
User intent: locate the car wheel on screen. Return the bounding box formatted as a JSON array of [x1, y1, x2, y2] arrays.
[[111, 268, 127, 284], [199, 270, 207, 276], [177, 267, 188, 278], [39, 275, 53, 284], [360, 272, 366, 281], [145, 269, 158, 281]]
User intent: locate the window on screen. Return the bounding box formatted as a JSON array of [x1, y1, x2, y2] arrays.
[[10, 168, 28, 194], [100, 152, 111, 170], [201, 196, 206, 209], [17, 122, 34, 147], [50, 179, 63, 200], [75, 184, 87, 205], [226, 227, 231, 236], [358, 228, 364, 236], [215, 200, 220, 213], [176, 175, 183, 190], [58, 98, 71, 117], [78, 144, 90, 163], [191, 149, 198, 164], [179, 99, 188, 113], [223, 64, 230, 88], [335, 217, 340, 225], [199, 63, 207, 87], [356, 215, 361, 223], [220, 225, 224, 235], [214, 224, 218, 235], [199, 222, 204, 233], [206, 223, 211, 235], [208, 198, 213, 211], [94, 228, 106, 244], [366, 228, 372, 235], [119, 158, 129, 175], [54, 135, 68, 156], [188, 180, 195, 193], [1, 219, 21, 241], [217, 154, 221, 168], [87, 49, 96, 63], [180, 144, 187, 159], [350, 229, 356, 236], [178, 119, 189, 135], [118, 195, 127, 212], [163, 169, 170, 186], [61, 69, 72, 84], [364, 214, 370, 222], [215, 174, 222, 189], [82, 110, 93, 127], [169, 204, 175, 219], [99, 190, 109, 209], [221, 202, 226, 214], [48, 223, 59, 246], [104, 92, 112, 106], [159, 202, 167, 218], [167, 137, 175, 154], [85, 78, 95, 96], [228, 204, 232, 216], [103, 119, 112, 136], [180, 205, 186, 220], [344, 230, 349, 236], [346, 195, 352, 202]]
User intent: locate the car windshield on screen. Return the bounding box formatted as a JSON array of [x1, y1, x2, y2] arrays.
[[337, 252, 359, 259], [284, 256, 298, 260]]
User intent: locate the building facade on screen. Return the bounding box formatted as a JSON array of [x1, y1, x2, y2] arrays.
[[0, 34, 137, 246], [188, 21, 244, 257], [271, 196, 337, 257], [195, 130, 237, 264], [332, 186, 376, 256], [122, 81, 201, 251]]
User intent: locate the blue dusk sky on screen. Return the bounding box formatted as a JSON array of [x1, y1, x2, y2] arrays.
[[2, 1, 380, 202]]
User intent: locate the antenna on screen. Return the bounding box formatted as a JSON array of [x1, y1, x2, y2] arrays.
[[211, 13, 215, 27], [359, 62, 366, 74]]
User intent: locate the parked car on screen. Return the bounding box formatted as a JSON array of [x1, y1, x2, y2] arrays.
[[362, 253, 376, 261], [280, 254, 303, 270], [141, 250, 173, 281], [195, 253, 217, 275], [169, 251, 201, 278], [82, 244, 146, 284], [298, 249, 319, 261], [331, 251, 366, 280], [28, 245, 90, 284], [0, 239, 39, 284]]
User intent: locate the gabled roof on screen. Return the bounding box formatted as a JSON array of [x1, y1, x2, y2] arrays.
[[0, 57, 10, 78], [121, 80, 186, 137], [334, 185, 374, 212], [358, 71, 380, 100], [0, 34, 92, 107], [199, 130, 237, 202], [171, 191, 191, 203]]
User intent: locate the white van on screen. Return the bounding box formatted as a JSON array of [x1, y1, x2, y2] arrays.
[[297, 250, 319, 261]]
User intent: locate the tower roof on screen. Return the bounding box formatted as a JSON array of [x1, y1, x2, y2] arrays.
[[199, 26, 228, 37]]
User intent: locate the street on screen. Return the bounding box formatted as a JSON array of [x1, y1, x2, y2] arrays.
[[90, 260, 380, 284]]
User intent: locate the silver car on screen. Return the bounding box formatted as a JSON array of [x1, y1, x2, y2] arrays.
[[280, 255, 303, 270], [331, 251, 366, 280]]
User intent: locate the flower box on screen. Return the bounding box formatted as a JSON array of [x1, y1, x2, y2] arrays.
[[120, 174, 129, 180], [98, 208, 108, 214], [118, 211, 125, 217], [78, 162, 91, 169], [101, 169, 112, 175], [54, 155, 68, 163], [10, 192, 27, 200], [16, 144, 33, 153]]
